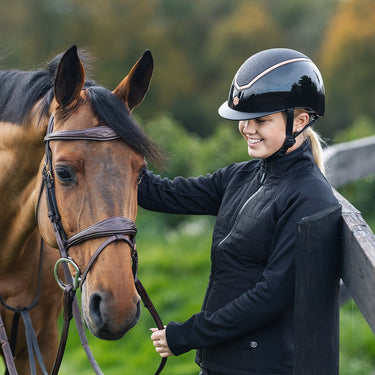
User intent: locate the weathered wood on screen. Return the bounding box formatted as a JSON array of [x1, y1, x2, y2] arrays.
[[323, 135, 375, 187], [292, 137, 375, 373], [294, 204, 342, 375], [334, 189, 375, 334]]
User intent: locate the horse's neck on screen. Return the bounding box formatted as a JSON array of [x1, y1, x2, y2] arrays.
[[0, 119, 47, 267]]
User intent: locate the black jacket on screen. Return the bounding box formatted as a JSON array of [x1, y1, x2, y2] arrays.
[[138, 140, 338, 375]]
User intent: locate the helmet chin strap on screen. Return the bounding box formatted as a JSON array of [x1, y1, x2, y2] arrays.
[[274, 108, 296, 157], [273, 108, 319, 157], [268, 108, 319, 159]]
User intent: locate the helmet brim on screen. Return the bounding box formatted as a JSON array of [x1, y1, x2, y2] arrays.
[[218, 101, 281, 121]]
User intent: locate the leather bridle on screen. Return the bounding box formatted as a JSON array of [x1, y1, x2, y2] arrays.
[[33, 114, 167, 374]]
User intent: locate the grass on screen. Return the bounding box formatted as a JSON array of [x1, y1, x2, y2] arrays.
[[1, 215, 375, 374], [340, 301, 375, 374]]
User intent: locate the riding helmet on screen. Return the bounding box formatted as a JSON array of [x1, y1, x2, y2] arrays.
[[218, 48, 325, 121]]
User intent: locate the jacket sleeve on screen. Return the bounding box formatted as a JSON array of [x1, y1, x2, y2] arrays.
[[138, 169, 225, 215], [165, 178, 339, 355]]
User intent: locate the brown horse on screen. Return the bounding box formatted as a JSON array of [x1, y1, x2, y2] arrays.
[[0, 46, 161, 373]]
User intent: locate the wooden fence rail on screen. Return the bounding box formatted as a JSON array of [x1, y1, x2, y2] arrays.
[[295, 204, 341, 375], [324, 136, 375, 333], [294, 136, 375, 374], [324, 135, 375, 188]]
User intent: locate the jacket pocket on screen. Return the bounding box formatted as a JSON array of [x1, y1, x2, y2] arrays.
[[205, 336, 253, 372]]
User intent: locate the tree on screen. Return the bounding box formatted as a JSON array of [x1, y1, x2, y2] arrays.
[[320, 0, 375, 137]]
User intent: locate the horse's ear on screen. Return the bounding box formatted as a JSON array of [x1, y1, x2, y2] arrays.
[[54, 45, 85, 108], [113, 50, 153, 111]]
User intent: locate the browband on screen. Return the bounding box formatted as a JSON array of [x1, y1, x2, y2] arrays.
[[44, 126, 120, 142]]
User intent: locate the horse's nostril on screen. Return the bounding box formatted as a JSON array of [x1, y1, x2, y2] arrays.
[[86, 290, 140, 340], [89, 292, 104, 328]]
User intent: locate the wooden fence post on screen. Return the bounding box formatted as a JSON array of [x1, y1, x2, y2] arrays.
[[294, 204, 342, 375]]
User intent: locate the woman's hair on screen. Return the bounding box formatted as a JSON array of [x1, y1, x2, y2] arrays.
[[295, 109, 326, 175], [304, 127, 326, 175]]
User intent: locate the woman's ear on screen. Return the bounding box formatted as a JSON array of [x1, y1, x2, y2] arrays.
[[293, 112, 310, 132]]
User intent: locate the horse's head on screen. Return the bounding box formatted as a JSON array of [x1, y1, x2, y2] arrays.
[[37, 46, 158, 340]]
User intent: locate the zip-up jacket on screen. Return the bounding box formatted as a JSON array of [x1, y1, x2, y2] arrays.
[[138, 140, 338, 375]]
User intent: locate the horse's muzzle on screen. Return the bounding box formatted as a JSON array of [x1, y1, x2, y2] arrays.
[[86, 290, 141, 340]]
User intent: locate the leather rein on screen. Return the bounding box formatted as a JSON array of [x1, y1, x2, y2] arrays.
[[1, 115, 166, 375]]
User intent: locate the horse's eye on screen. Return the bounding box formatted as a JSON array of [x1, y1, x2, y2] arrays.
[[55, 166, 76, 185]]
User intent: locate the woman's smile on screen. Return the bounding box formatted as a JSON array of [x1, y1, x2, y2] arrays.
[[239, 112, 288, 158], [247, 137, 263, 146]]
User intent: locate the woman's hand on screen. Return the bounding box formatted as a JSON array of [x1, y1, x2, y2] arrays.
[[150, 328, 174, 358]]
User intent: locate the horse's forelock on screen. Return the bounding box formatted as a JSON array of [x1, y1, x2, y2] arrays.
[[86, 86, 163, 167]]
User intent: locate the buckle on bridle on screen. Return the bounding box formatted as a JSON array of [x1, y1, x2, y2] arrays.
[[54, 257, 81, 291], [42, 162, 53, 178]]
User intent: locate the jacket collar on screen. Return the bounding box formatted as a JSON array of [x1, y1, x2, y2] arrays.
[[264, 139, 315, 176]]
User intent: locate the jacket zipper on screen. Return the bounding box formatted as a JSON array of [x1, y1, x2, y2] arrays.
[[217, 162, 269, 248]]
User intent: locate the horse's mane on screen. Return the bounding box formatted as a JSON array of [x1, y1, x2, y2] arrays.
[[0, 52, 163, 166]]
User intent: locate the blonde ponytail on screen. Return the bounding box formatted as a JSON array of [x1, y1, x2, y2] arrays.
[[294, 109, 326, 175], [304, 127, 326, 175]]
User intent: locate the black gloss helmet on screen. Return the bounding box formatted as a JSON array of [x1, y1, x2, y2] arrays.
[[218, 48, 325, 154]]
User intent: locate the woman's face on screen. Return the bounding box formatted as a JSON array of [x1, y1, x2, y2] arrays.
[[238, 111, 306, 159]]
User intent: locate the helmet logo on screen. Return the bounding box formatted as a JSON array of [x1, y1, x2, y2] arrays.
[[233, 96, 240, 106]]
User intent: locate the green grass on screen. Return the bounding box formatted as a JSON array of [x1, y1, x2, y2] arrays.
[[1, 216, 375, 374], [340, 301, 375, 374]]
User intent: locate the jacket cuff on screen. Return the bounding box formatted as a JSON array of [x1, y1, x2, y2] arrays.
[[166, 320, 194, 356]]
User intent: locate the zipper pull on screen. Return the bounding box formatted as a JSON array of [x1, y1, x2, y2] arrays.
[[259, 161, 270, 185]]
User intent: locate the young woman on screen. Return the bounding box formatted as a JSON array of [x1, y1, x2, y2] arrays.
[[139, 48, 338, 375]]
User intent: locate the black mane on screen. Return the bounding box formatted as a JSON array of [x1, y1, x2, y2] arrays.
[[0, 52, 162, 165], [0, 68, 55, 125]]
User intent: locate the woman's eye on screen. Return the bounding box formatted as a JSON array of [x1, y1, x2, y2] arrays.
[[55, 166, 76, 185]]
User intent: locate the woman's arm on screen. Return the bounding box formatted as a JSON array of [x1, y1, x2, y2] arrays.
[[138, 169, 224, 215]]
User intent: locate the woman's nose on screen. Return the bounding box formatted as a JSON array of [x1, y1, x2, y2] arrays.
[[243, 120, 255, 133]]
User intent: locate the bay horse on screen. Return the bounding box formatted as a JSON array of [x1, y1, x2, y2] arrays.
[[0, 45, 161, 373]]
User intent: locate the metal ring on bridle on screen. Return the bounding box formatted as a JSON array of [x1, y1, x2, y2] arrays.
[[54, 258, 81, 291]]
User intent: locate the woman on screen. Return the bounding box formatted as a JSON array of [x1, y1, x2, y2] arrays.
[[139, 48, 338, 375]]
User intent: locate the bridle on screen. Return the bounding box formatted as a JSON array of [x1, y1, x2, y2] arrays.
[[21, 114, 166, 374], [41, 115, 137, 266]]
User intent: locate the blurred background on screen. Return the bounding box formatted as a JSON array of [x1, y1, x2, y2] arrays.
[[1, 0, 375, 373]]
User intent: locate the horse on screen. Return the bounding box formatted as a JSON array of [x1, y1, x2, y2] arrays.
[[0, 45, 161, 374]]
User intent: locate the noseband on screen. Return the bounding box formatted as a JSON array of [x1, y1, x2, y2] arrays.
[[36, 115, 166, 375]]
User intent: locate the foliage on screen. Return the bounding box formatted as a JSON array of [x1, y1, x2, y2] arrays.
[[320, 0, 375, 138], [142, 114, 248, 177], [2, 0, 367, 139], [335, 116, 375, 228], [335, 116, 375, 143], [338, 175, 375, 229]]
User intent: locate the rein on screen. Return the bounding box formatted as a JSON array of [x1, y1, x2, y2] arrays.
[[0, 115, 166, 374]]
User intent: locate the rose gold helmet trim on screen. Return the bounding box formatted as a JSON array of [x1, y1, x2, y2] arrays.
[[234, 57, 310, 91]]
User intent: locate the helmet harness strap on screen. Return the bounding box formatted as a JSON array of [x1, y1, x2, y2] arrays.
[[277, 108, 296, 156], [277, 108, 319, 156]]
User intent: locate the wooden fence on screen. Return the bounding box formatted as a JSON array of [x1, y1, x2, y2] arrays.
[[294, 135, 375, 374]]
